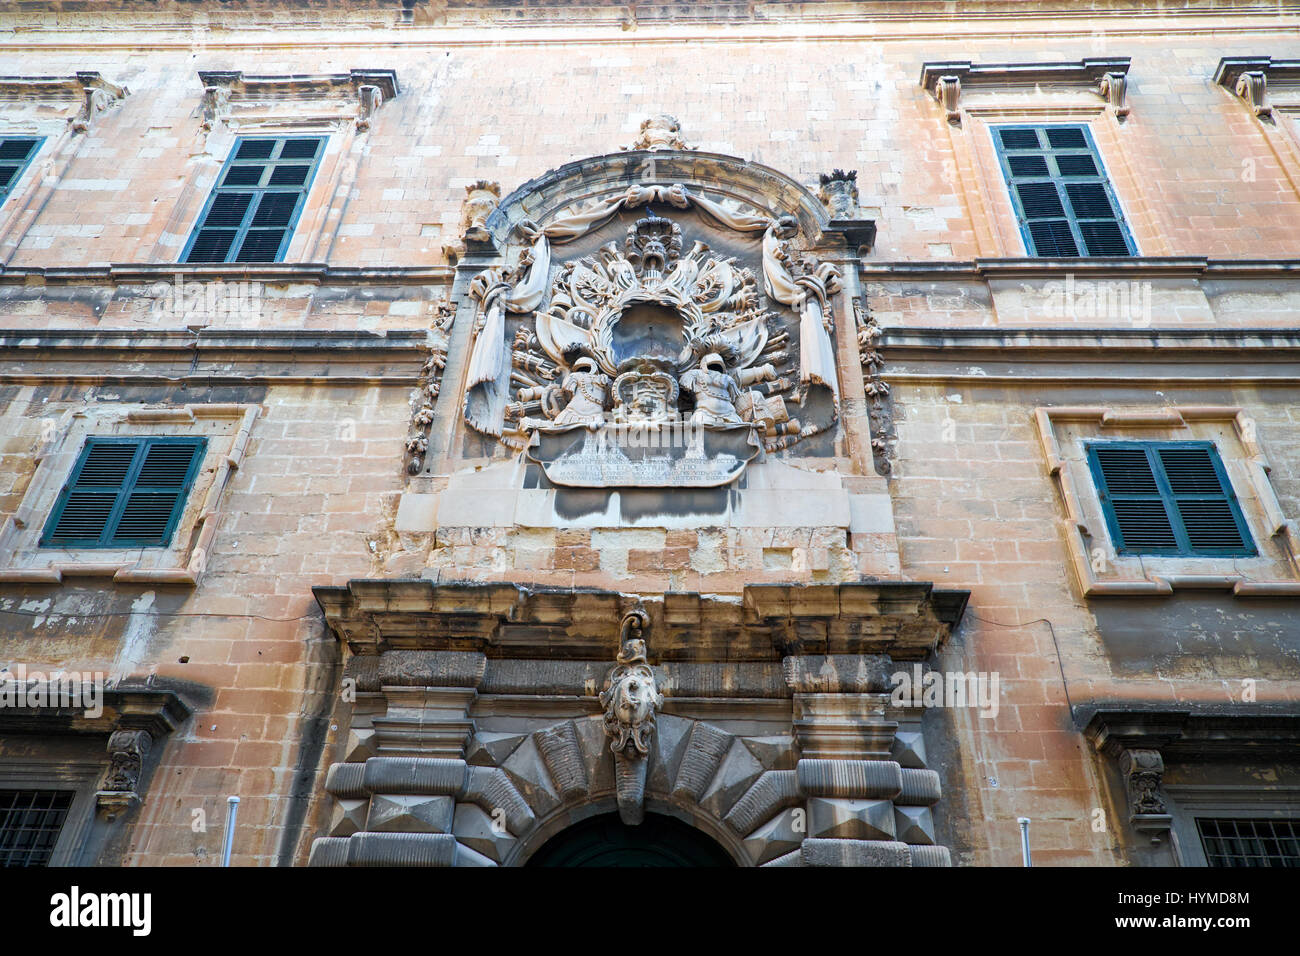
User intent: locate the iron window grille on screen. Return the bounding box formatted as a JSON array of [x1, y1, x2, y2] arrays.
[[0, 789, 74, 868]]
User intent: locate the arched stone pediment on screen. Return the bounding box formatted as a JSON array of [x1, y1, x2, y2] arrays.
[[484, 149, 833, 247]]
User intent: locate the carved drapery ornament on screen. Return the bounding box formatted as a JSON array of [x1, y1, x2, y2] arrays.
[[461, 182, 842, 479], [600, 608, 662, 824]]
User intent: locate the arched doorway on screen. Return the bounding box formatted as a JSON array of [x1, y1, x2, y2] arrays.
[[525, 812, 736, 867]]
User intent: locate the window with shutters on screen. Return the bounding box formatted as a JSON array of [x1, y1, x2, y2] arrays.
[[40, 437, 207, 549], [1086, 441, 1255, 557], [182, 136, 324, 264], [992, 124, 1136, 257], [0, 137, 44, 206]]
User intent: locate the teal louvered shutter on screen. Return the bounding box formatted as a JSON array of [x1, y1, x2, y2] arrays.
[[183, 136, 325, 264], [993, 125, 1135, 257], [1087, 441, 1255, 557], [0, 137, 44, 205], [41, 437, 207, 548]]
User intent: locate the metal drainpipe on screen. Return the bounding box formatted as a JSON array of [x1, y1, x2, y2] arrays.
[[221, 795, 240, 867], [1018, 817, 1032, 867]]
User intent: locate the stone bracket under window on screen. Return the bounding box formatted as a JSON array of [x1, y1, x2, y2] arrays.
[[198, 69, 399, 133], [0, 72, 129, 133], [0, 685, 190, 822], [1214, 56, 1300, 118], [1034, 405, 1300, 598], [920, 57, 1131, 124], [1085, 709, 1300, 847]]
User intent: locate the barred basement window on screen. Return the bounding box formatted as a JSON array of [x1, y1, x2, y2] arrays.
[[1086, 441, 1255, 557], [182, 136, 325, 263], [40, 436, 207, 548], [0, 789, 73, 868], [992, 124, 1135, 257], [0, 137, 44, 206], [1197, 818, 1300, 867]]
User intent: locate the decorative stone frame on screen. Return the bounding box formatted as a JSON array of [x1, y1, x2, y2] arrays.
[[0, 403, 257, 587], [916, 61, 1160, 259], [920, 58, 1132, 125], [1086, 710, 1300, 863], [0, 73, 129, 265], [1034, 405, 1300, 598], [154, 69, 399, 265], [0, 759, 102, 866]]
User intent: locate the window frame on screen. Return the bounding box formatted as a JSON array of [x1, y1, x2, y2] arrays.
[[180, 134, 326, 265], [0, 764, 99, 868], [0, 136, 46, 207], [1085, 439, 1256, 558], [39, 435, 207, 550], [991, 122, 1138, 258]]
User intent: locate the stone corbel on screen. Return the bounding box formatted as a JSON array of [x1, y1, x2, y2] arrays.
[[599, 608, 662, 825], [1213, 57, 1300, 119], [1117, 747, 1173, 842], [96, 729, 152, 820], [934, 75, 961, 123], [0, 72, 128, 134], [1098, 72, 1129, 119]]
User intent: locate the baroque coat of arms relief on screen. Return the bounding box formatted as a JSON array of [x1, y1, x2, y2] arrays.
[[463, 182, 843, 489]]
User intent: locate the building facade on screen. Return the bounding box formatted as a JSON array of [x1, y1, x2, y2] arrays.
[[1, 0, 1298, 868]]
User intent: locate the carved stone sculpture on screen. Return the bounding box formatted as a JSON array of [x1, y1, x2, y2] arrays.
[[462, 182, 844, 473], [98, 728, 153, 819], [818, 169, 860, 220], [461, 180, 501, 245], [626, 113, 692, 151], [600, 608, 662, 824]]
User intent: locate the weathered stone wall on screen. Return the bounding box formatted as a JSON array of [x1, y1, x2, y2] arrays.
[[1, 0, 1298, 866]]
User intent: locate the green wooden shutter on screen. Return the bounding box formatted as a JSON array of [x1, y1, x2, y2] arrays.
[[1087, 441, 1255, 557], [0, 137, 44, 206], [183, 136, 325, 264], [41, 437, 207, 548], [993, 125, 1135, 258]]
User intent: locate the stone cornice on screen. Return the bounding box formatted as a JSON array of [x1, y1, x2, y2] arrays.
[[859, 257, 1300, 280], [313, 579, 969, 662], [1084, 708, 1300, 758], [0, 263, 455, 286], [920, 57, 1131, 121]]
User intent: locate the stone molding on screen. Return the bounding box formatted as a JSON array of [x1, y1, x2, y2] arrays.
[[197, 69, 399, 132], [0, 72, 129, 133], [920, 57, 1132, 123], [0, 403, 258, 588], [1214, 56, 1300, 118], [313, 580, 969, 661]]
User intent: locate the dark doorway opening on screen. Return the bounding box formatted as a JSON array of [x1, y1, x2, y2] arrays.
[[526, 812, 736, 867]]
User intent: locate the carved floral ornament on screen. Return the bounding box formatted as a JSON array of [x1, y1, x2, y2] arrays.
[[462, 182, 843, 488]]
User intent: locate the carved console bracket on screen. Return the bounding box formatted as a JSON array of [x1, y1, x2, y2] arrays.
[[817, 169, 876, 252], [920, 57, 1132, 123], [0, 72, 129, 133], [197, 69, 400, 132], [1214, 57, 1300, 119], [600, 607, 663, 825], [1085, 710, 1300, 848], [0, 683, 190, 821]]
